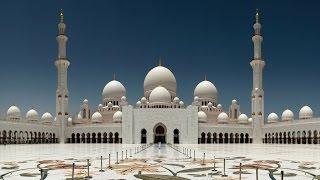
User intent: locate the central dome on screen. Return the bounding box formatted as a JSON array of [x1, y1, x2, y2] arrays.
[[144, 65, 176, 97], [149, 86, 172, 103]]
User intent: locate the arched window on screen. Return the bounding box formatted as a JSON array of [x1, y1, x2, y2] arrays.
[[86, 133, 91, 143], [240, 133, 244, 143], [97, 132, 102, 143], [245, 133, 249, 143], [200, 132, 206, 144], [297, 131, 301, 144], [109, 132, 113, 143], [313, 130, 318, 144], [92, 133, 96, 143], [141, 129, 147, 144], [307, 130, 312, 144], [213, 133, 217, 144], [224, 133, 228, 143], [230, 133, 234, 143], [81, 133, 85, 143], [174, 129, 180, 144], [235, 133, 239, 143], [292, 131, 296, 144], [115, 132, 119, 143], [207, 133, 211, 143], [76, 133, 80, 143], [219, 133, 223, 143], [103, 132, 108, 143], [71, 133, 75, 143]]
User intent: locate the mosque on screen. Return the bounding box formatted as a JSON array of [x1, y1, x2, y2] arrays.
[[0, 11, 319, 145]]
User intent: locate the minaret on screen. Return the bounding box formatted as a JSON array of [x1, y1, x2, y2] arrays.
[[250, 10, 265, 144], [55, 10, 70, 143]]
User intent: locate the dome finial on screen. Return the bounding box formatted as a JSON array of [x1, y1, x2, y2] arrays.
[[158, 56, 162, 66], [255, 8, 259, 23], [113, 73, 116, 80], [59, 9, 64, 23], [204, 74, 207, 81]]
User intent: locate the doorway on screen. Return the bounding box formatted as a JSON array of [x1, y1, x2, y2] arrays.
[[154, 123, 166, 143]]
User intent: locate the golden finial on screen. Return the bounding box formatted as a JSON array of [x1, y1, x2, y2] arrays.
[[59, 9, 64, 23], [255, 8, 259, 23], [113, 73, 116, 80], [158, 56, 163, 66], [204, 74, 207, 81]]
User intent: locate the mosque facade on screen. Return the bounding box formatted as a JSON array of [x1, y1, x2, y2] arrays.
[[0, 11, 319, 145]]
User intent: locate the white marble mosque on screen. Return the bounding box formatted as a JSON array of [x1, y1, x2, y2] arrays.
[[0, 10, 319, 146]]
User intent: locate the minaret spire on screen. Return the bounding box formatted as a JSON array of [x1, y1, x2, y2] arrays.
[[250, 9, 266, 144], [55, 10, 70, 144]]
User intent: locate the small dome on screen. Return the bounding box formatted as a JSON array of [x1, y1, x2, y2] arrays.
[[26, 108, 39, 121], [217, 104, 222, 109], [173, 97, 180, 103], [98, 104, 103, 108], [141, 97, 147, 103], [194, 96, 199, 102], [198, 111, 207, 123], [121, 96, 127, 102], [267, 113, 279, 123], [144, 65, 177, 96], [41, 112, 53, 122], [238, 114, 248, 124], [194, 80, 218, 101], [7, 105, 21, 120], [68, 117, 72, 122], [217, 112, 229, 124], [83, 99, 88, 104], [248, 118, 253, 123], [149, 86, 171, 103], [91, 112, 103, 123], [102, 80, 126, 101], [179, 101, 184, 106], [299, 106, 313, 119], [77, 112, 82, 119], [208, 102, 213, 107], [232, 99, 237, 104], [107, 102, 113, 107], [282, 109, 294, 121], [136, 101, 141, 107], [113, 111, 122, 122]]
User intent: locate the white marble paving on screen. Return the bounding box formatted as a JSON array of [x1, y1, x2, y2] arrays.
[[0, 144, 319, 179]]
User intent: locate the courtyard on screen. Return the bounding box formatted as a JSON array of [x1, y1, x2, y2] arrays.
[[0, 144, 319, 179]]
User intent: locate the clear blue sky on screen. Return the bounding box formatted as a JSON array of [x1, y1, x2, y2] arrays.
[[0, 0, 319, 119]]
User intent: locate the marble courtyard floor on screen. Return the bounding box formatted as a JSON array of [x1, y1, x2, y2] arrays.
[[0, 144, 320, 179]]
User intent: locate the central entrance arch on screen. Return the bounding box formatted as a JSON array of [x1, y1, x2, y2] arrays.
[[153, 123, 166, 143]]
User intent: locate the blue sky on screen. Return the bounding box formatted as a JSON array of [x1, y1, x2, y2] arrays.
[[0, 0, 319, 119]]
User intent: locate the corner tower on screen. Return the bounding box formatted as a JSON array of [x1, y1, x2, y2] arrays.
[[55, 10, 70, 143], [250, 10, 265, 143]]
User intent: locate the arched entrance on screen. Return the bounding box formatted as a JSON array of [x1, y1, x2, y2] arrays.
[[153, 123, 166, 143]]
